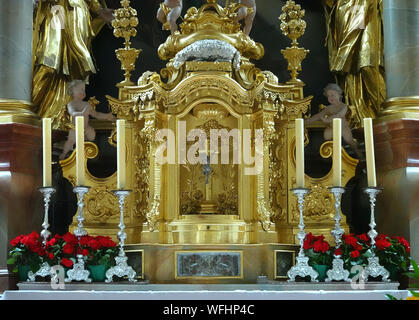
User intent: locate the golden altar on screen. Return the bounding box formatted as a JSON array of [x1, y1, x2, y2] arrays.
[[60, 0, 357, 282]]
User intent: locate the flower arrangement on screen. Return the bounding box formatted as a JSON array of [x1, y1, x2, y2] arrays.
[[303, 233, 333, 266], [7, 231, 45, 274], [8, 231, 119, 281], [304, 232, 412, 281]]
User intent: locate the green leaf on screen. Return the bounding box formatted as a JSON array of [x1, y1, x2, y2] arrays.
[[410, 290, 419, 297], [6, 258, 15, 265], [386, 294, 399, 300], [411, 260, 419, 274]]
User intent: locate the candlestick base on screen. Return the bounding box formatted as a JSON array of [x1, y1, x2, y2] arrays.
[[287, 188, 318, 282], [27, 262, 52, 282], [65, 254, 92, 283], [325, 257, 350, 282]]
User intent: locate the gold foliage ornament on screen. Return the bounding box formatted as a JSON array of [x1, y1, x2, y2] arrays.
[[112, 0, 141, 87], [279, 1, 309, 84]]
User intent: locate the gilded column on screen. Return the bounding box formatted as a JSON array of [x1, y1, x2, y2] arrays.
[[0, 0, 42, 291], [0, 0, 38, 123], [375, 0, 419, 264]]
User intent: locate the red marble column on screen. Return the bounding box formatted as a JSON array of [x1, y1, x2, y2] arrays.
[[0, 123, 43, 291], [374, 119, 419, 263]]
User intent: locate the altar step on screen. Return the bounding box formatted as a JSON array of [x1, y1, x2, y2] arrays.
[[1, 282, 407, 300]]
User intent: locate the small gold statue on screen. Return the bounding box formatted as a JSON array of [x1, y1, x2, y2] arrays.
[[234, 0, 256, 35], [59, 80, 116, 160], [156, 0, 183, 34], [305, 84, 362, 158]]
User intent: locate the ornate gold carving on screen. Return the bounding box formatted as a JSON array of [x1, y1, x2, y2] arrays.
[[269, 128, 286, 222], [85, 185, 120, 222], [157, 1, 264, 61], [293, 184, 334, 222], [279, 1, 310, 84], [112, 0, 141, 87]]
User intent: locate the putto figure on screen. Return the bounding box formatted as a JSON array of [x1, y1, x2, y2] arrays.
[[157, 0, 183, 34], [305, 84, 362, 158], [234, 0, 256, 35], [60, 80, 115, 160]]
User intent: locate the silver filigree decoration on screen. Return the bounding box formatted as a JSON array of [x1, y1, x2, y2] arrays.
[[65, 256, 92, 283], [287, 188, 318, 282], [105, 190, 137, 283], [174, 39, 241, 70], [73, 186, 90, 237], [27, 262, 52, 282], [325, 258, 349, 282], [362, 256, 390, 282]]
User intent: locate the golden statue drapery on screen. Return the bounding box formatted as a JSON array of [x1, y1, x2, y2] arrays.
[[323, 0, 386, 127], [32, 0, 109, 129]]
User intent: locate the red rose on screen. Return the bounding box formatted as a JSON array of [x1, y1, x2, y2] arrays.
[[35, 247, 46, 256], [344, 236, 358, 247], [350, 250, 360, 258], [376, 239, 391, 250], [46, 238, 57, 248], [313, 240, 330, 253], [82, 249, 89, 256], [88, 239, 101, 250], [358, 234, 369, 242], [354, 244, 363, 251], [98, 236, 116, 248], [79, 235, 93, 246], [335, 248, 343, 256], [303, 239, 312, 250], [54, 234, 62, 239], [48, 252, 54, 260], [63, 243, 75, 255], [61, 258, 73, 268], [10, 235, 22, 247], [63, 232, 77, 245]]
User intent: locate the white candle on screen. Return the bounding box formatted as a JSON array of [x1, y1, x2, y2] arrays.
[[364, 118, 377, 187], [117, 119, 126, 189], [42, 118, 52, 187], [295, 118, 304, 188], [333, 118, 342, 187], [75, 116, 85, 186]]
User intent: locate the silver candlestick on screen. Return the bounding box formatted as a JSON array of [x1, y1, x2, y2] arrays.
[[27, 187, 56, 282], [105, 190, 137, 283], [65, 186, 91, 283], [287, 188, 318, 282], [362, 187, 390, 282], [39, 187, 55, 245], [325, 186, 350, 282]]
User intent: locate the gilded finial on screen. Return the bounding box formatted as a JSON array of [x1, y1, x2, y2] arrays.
[[112, 0, 141, 87]]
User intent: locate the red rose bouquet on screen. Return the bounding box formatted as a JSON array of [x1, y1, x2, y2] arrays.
[[7, 231, 45, 273], [375, 234, 411, 279], [340, 233, 371, 271], [79, 235, 118, 268], [45, 232, 79, 269], [303, 233, 333, 267]]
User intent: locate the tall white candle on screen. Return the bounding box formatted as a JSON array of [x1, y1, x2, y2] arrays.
[[75, 116, 85, 186], [364, 118, 377, 187], [42, 118, 52, 187], [333, 118, 342, 187], [117, 119, 126, 189], [295, 118, 304, 188]]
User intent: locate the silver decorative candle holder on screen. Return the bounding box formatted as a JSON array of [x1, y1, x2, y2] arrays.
[[27, 187, 56, 282], [325, 186, 350, 282], [362, 187, 390, 282], [65, 186, 92, 283], [105, 190, 137, 283], [287, 188, 318, 282]]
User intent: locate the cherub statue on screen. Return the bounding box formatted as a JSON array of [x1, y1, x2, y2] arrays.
[[305, 83, 362, 158], [156, 0, 183, 34], [59, 80, 115, 160], [234, 0, 256, 35]]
